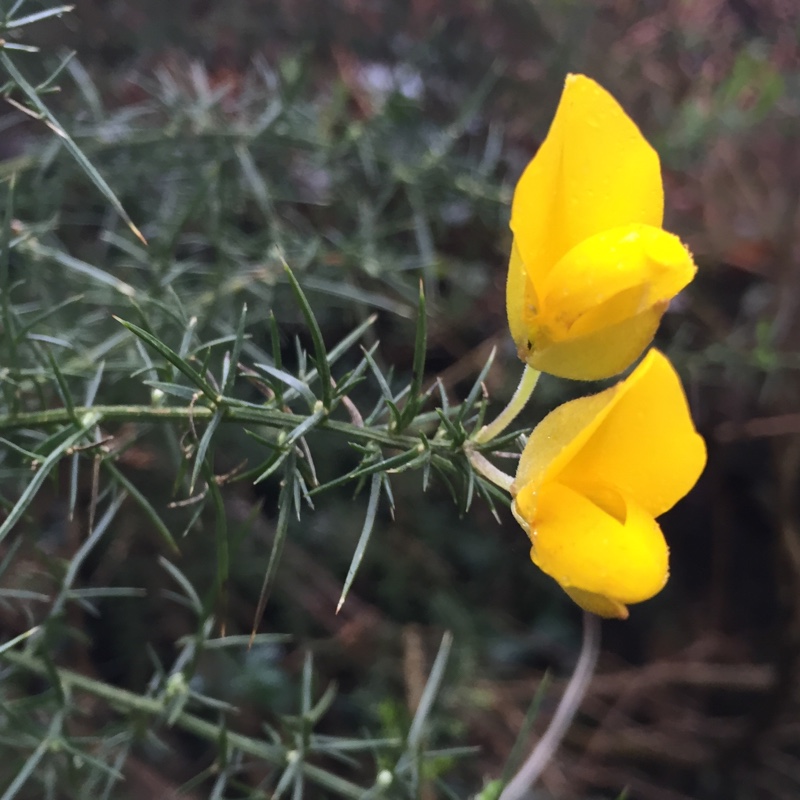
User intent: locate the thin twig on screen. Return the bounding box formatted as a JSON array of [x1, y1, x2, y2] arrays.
[[499, 612, 602, 800]]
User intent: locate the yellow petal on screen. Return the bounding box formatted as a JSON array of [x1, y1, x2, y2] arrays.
[[513, 350, 706, 519], [514, 379, 618, 492], [525, 305, 664, 381], [506, 236, 533, 358], [563, 587, 629, 619], [519, 225, 695, 379], [558, 350, 707, 518], [539, 224, 696, 339], [511, 74, 663, 287], [515, 481, 669, 616]]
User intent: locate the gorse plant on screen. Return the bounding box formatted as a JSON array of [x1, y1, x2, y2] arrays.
[[0, 6, 516, 798], [0, 5, 705, 800]]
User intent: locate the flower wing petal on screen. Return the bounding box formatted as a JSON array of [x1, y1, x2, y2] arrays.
[[559, 350, 707, 517], [539, 224, 696, 339], [514, 380, 620, 491]]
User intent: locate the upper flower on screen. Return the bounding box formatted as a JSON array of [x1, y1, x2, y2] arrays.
[[510, 349, 706, 618], [507, 74, 697, 380]]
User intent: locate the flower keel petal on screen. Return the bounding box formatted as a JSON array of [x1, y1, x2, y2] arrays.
[[520, 482, 669, 616]]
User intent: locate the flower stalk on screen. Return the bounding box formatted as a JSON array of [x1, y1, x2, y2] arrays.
[[473, 365, 540, 444], [466, 447, 515, 493]]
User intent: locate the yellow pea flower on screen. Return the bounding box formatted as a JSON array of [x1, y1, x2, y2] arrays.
[[510, 349, 706, 619], [507, 74, 697, 380]]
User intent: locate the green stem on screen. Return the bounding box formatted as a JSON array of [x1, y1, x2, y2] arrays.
[[0, 394, 521, 548], [0, 403, 444, 451], [473, 366, 540, 444], [2, 649, 367, 799]]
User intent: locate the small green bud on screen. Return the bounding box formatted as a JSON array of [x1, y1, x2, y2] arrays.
[[79, 410, 100, 429], [376, 769, 393, 787], [165, 671, 188, 697]]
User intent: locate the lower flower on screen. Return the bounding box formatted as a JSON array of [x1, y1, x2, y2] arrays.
[[510, 349, 706, 619]]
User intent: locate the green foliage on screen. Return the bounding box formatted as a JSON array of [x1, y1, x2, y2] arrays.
[[0, 4, 535, 797]]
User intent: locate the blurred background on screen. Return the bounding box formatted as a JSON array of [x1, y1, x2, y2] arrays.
[[2, 0, 800, 798]]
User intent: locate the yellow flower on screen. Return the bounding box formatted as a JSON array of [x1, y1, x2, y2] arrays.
[[507, 74, 697, 380], [510, 349, 706, 619]]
